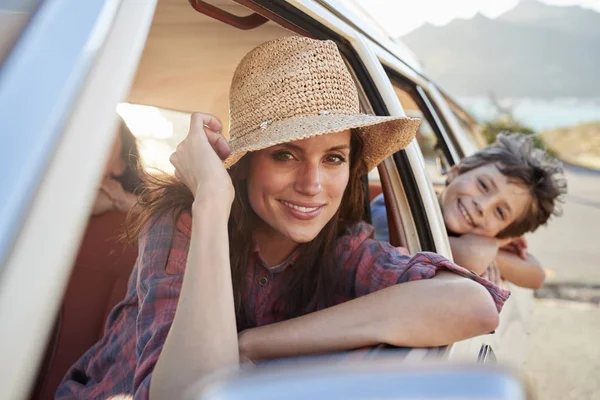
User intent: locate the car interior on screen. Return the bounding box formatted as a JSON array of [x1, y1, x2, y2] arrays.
[[27, 1, 434, 398]]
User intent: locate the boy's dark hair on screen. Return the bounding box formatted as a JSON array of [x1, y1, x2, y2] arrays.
[[458, 132, 567, 238]]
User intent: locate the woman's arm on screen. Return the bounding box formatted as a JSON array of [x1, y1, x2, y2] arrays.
[[150, 113, 239, 399], [495, 250, 546, 289], [150, 203, 239, 399], [239, 272, 499, 361]]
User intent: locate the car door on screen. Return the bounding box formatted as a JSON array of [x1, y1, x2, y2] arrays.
[[0, 1, 157, 398]]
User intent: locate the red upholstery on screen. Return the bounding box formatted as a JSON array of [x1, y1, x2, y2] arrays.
[[33, 211, 138, 400], [368, 180, 383, 203]]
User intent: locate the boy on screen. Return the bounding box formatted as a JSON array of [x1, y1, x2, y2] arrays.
[[371, 133, 567, 289]]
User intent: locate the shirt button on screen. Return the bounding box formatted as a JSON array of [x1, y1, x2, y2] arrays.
[[258, 276, 268, 286]]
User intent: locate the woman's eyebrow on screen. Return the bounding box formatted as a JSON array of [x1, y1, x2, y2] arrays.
[[327, 144, 351, 152], [277, 143, 303, 152], [276, 143, 350, 152]]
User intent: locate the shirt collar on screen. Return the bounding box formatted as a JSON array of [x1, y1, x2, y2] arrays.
[[252, 238, 301, 273]]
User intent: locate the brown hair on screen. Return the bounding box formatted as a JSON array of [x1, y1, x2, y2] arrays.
[[114, 118, 143, 193], [128, 130, 367, 330], [457, 132, 567, 238]]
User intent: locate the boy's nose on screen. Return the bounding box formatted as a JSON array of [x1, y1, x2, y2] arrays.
[[474, 195, 494, 218]]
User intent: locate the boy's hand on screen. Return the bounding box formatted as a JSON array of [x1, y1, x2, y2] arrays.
[[498, 236, 528, 260]]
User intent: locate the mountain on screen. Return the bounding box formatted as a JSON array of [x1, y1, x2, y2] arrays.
[[498, 0, 599, 37], [400, 0, 600, 98]]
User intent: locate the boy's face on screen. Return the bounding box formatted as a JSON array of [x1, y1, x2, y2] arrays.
[[440, 163, 532, 238]]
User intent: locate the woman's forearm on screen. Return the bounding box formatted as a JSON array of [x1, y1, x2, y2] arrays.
[[496, 250, 545, 289], [151, 201, 239, 399], [239, 272, 498, 360]]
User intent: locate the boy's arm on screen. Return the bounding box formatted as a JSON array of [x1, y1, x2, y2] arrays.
[[448, 234, 499, 275], [495, 250, 546, 289]]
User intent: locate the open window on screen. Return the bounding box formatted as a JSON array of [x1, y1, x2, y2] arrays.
[[388, 78, 461, 190]]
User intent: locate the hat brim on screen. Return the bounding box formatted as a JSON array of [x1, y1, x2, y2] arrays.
[[223, 114, 421, 171]]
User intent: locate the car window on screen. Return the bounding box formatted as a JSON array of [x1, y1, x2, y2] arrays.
[[391, 83, 449, 186], [442, 93, 487, 150], [117, 103, 190, 174], [0, 0, 43, 64]]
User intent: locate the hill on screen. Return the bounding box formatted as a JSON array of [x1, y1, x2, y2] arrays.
[[400, 0, 600, 98]]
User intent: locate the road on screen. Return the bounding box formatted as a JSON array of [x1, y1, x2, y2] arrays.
[[525, 166, 600, 399]]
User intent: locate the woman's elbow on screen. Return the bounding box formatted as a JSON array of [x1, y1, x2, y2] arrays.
[[462, 280, 500, 335]]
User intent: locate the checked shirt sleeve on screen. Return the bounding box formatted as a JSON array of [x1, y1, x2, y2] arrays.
[[132, 213, 192, 399], [338, 222, 510, 312]]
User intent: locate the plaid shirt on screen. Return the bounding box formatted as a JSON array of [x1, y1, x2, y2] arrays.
[[56, 212, 509, 400]]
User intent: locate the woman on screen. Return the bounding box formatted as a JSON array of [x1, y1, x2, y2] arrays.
[[57, 37, 509, 400], [91, 117, 142, 215]]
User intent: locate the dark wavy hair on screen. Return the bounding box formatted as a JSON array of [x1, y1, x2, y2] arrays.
[[458, 132, 567, 238]]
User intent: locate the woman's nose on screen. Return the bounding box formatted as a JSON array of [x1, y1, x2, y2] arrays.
[[294, 161, 322, 196]]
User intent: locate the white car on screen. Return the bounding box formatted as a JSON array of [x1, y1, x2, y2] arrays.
[[0, 1, 532, 399]]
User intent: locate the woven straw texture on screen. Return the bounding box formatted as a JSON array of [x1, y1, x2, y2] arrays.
[[224, 36, 420, 171]]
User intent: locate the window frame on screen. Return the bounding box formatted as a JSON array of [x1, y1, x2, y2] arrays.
[[0, 1, 157, 397], [386, 72, 462, 171]]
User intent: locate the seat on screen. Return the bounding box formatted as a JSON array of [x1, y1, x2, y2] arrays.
[[32, 211, 138, 400], [368, 180, 383, 203]]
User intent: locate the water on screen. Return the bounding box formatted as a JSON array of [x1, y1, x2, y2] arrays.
[[458, 97, 600, 132]]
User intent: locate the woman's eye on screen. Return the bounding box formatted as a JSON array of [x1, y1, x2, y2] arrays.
[[272, 151, 294, 161], [325, 154, 347, 165], [478, 179, 488, 191]]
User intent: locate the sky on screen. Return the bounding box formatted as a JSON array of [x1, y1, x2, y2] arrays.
[[347, 0, 600, 37]]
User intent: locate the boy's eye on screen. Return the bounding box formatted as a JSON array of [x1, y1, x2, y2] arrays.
[[325, 154, 347, 165], [496, 207, 505, 220], [272, 151, 295, 161], [478, 179, 488, 191]]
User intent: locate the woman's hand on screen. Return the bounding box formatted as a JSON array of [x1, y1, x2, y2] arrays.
[[169, 113, 234, 205]]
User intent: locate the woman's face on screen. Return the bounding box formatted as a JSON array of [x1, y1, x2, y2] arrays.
[[247, 130, 351, 245]]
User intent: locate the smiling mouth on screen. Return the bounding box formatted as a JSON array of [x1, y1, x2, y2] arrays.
[[458, 200, 475, 227], [280, 200, 323, 213]]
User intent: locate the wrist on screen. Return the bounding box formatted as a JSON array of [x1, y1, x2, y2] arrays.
[[193, 185, 234, 205], [238, 328, 259, 361], [191, 196, 232, 218]]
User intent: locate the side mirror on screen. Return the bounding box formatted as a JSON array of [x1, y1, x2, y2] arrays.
[[187, 359, 532, 400]]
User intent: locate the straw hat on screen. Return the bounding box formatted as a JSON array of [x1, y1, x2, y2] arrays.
[[224, 36, 420, 171]]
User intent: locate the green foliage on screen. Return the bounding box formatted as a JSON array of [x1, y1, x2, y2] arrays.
[[480, 118, 551, 154]]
